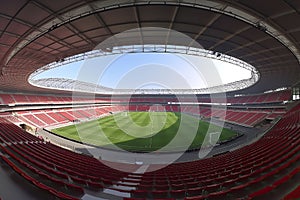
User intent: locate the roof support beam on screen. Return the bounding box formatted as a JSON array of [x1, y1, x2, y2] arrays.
[[209, 26, 251, 50]]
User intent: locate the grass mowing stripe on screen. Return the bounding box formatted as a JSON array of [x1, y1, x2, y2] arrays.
[[52, 112, 238, 152]]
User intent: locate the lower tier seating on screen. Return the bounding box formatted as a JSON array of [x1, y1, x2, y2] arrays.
[[0, 103, 299, 199]]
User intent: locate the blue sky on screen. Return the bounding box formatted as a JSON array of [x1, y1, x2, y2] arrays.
[[35, 53, 251, 89]]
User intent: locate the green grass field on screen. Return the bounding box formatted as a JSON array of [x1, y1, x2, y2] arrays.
[[52, 112, 237, 152]]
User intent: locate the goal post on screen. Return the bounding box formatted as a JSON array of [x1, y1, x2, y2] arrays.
[[209, 132, 220, 145], [122, 111, 128, 117]]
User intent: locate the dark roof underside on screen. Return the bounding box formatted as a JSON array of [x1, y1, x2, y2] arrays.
[[1, 0, 300, 95]]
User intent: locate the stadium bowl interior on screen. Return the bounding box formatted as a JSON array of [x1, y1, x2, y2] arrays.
[[0, 1, 300, 200]]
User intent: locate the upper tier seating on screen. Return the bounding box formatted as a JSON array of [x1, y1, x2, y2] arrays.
[[0, 89, 291, 106]]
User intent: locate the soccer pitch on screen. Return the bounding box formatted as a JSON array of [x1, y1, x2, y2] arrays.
[[52, 112, 237, 152]]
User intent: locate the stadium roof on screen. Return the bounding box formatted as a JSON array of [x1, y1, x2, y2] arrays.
[[1, 0, 300, 95]]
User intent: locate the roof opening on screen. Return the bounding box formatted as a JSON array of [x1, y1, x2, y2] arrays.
[[29, 27, 259, 94]]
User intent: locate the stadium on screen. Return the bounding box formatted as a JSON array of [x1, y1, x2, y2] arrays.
[[0, 0, 300, 200]]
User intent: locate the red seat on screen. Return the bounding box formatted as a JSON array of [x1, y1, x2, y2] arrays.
[[184, 195, 206, 200], [170, 189, 186, 198], [248, 186, 273, 199], [207, 190, 228, 200], [132, 190, 148, 198], [152, 190, 169, 198], [186, 187, 204, 196], [283, 185, 300, 200]]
